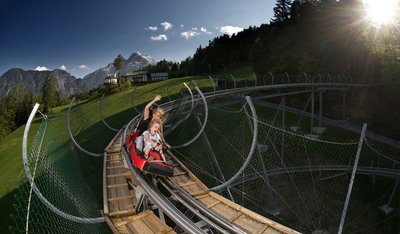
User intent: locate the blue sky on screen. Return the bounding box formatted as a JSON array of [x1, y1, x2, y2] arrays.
[[0, 0, 274, 78]]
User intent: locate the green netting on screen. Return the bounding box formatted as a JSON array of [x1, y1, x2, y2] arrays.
[[10, 114, 110, 233], [167, 94, 400, 233], [9, 77, 397, 233]]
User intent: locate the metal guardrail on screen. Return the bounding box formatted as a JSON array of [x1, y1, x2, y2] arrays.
[[23, 103, 105, 224]]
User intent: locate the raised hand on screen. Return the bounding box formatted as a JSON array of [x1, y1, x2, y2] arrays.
[[154, 95, 162, 102]]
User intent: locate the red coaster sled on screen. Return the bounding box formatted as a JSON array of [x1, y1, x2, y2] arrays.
[[125, 132, 173, 177]]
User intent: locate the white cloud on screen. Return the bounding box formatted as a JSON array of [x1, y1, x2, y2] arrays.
[[34, 66, 49, 71], [180, 31, 200, 39], [220, 25, 243, 36], [180, 24, 184, 28], [160, 21, 173, 31], [150, 34, 168, 41], [148, 26, 158, 31], [200, 27, 212, 34], [79, 64, 89, 69], [192, 27, 198, 31], [59, 65, 67, 70]]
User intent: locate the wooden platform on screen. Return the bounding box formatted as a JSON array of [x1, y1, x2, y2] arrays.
[[103, 130, 175, 234], [168, 153, 301, 234], [103, 129, 299, 233]]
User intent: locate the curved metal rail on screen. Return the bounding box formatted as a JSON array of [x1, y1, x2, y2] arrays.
[[21, 77, 384, 231], [67, 97, 103, 157], [159, 150, 300, 234], [212, 96, 258, 191], [131, 86, 143, 115], [229, 165, 400, 187], [159, 177, 247, 234], [121, 144, 205, 233], [100, 93, 119, 132], [23, 103, 104, 224], [164, 83, 196, 136], [120, 78, 384, 233], [170, 86, 209, 149]]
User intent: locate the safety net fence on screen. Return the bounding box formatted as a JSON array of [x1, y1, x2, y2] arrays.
[[10, 104, 110, 233], [9, 74, 391, 233], [9, 80, 201, 233], [165, 93, 399, 233]]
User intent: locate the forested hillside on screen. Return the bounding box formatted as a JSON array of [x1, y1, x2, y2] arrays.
[[145, 0, 400, 139], [2, 0, 399, 141]]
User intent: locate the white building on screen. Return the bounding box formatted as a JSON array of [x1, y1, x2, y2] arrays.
[[104, 76, 118, 85]]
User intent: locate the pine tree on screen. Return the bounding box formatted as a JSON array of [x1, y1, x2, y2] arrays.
[[42, 77, 60, 113], [272, 0, 292, 23]]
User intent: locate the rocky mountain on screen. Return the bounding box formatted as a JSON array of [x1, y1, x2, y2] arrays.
[[0, 68, 91, 98], [83, 52, 155, 88], [0, 52, 155, 99]]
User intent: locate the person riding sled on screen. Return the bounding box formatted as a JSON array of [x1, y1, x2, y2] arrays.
[[135, 94, 170, 149], [141, 119, 166, 161]]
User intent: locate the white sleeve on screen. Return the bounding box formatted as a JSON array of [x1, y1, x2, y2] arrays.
[[142, 130, 149, 137]]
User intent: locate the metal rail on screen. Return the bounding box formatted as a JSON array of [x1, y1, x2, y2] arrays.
[[212, 96, 258, 191], [170, 86, 209, 149], [66, 97, 103, 157], [23, 103, 105, 223], [119, 79, 384, 232], [121, 146, 205, 234], [100, 93, 119, 132], [227, 164, 400, 189]]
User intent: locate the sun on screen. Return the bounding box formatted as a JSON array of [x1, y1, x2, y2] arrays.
[[362, 0, 399, 26]]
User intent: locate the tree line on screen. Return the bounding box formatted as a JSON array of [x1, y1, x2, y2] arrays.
[[0, 77, 66, 142], [2, 0, 399, 141], [143, 0, 400, 138], [144, 0, 399, 84]]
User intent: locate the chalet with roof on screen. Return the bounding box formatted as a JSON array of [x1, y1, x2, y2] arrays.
[[123, 71, 168, 83]]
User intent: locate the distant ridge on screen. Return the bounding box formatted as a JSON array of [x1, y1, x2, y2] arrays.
[[0, 52, 155, 99], [83, 52, 155, 88]]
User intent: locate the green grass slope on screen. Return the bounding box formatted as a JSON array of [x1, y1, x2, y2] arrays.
[[0, 76, 211, 232]]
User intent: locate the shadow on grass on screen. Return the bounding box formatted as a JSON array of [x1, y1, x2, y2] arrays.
[[0, 188, 18, 233]]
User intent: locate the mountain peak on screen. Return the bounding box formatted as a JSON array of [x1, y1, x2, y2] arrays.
[[83, 51, 155, 87], [0, 51, 155, 100], [0, 68, 84, 99]]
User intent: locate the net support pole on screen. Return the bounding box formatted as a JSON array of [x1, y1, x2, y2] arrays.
[[310, 91, 314, 134], [281, 96, 285, 160], [212, 96, 258, 191], [244, 104, 278, 213], [342, 91, 346, 120], [230, 74, 237, 89], [319, 91, 323, 128], [195, 116, 235, 202], [207, 76, 217, 95], [383, 179, 400, 209], [338, 123, 367, 234]]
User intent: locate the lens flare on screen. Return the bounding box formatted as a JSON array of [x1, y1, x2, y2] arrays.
[[363, 0, 399, 26]]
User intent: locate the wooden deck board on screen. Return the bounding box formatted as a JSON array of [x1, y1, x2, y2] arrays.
[[118, 211, 175, 234], [197, 195, 221, 208], [233, 214, 268, 233], [211, 203, 241, 222], [262, 227, 284, 234], [104, 130, 296, 234], [104, 130, 175, 234], [183, 183, 206, 196]]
